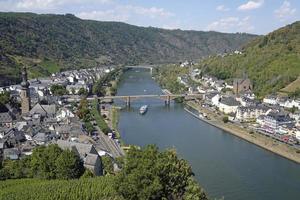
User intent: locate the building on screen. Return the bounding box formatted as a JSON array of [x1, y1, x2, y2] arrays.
[[0, 104, 15, 128], [20, 67, 31, 115], [263, 112, 294, 134], [236, 105, 270, 122], [233, 78, 252, 94], [29, 103, 56, 118], [263, 95, 278, 105], [57, 140, 103, 176], [218, 97, 240, 114], [204, 92, 220, 106]]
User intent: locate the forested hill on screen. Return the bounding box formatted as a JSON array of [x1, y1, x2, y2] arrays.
[[198, 21, 300, 97], [0, 12, 256, 86]]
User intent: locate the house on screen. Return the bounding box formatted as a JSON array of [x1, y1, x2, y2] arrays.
[[263, 111, 294, 134], [56, 108, 75, 122], [177, 76, 189, 87], [238, 96, 257, 107], [1, 128, 26, 147], [233, 78, 252, 94], [84, 153, 103, 176], [218, 97, 240, 114], [0, 104, 15, 128], [290, 111, 300, 121], [29, 103, 56, 118], [204, 92, 220, 106], [3, 148, 20, 160], [66, 84, 90, 95], [263, 95, 278, 105], [56, 140, 103, 176], [236, 105, 270, 122], [33, 132, 50, 145]]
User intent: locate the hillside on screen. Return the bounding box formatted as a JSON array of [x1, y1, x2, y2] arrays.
[[0, 12, 257, 86], [198, 21, 300, 97]]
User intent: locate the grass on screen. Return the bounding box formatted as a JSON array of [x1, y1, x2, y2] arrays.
[[111, 106, 121, 139], [40, 60, 61, 74], [280, 76, 300, 93]]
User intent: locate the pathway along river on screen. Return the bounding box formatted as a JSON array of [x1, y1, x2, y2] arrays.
[[115, 68, 300, 200]]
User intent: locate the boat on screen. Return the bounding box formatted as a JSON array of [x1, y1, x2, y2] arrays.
[[139, 105, 148, 115]]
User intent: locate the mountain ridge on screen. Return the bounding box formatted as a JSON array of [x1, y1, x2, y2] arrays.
[[0, 12, 257, 86], [198, 21, 300, 97]]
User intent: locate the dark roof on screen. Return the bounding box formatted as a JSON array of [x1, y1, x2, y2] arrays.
[[266, 112, 293, 122], [0, 112, 14, 123], [220, 97, 240, 106], [56, 140, 97, 158]]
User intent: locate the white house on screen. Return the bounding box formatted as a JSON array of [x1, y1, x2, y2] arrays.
[[56, 108, 75, 122], [218, 97, 240, 114], [236, 105, 270, 122], [263, 95, 278, 105]]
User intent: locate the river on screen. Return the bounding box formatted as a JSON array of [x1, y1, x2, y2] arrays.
[[115, 68, 300, 200]]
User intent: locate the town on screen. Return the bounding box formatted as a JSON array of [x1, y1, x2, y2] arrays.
[[176, 61, 300, 149], [0, 66, 124, 176]]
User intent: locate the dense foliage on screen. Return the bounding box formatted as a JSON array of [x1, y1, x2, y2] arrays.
[[153, 65, 188, 94], [0, 145, 208, 200], [76, 99, 110, 134], [116, 145, 208, 200], [50, 84, 67, 96], [0, 145, 84, 180], [197, 21, 300, 97], [0, 91, 10, 105], [91, 99, 110, 134], [0, 12, 256, 86]]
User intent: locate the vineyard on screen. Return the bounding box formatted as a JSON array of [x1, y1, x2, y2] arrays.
[[0, 177, 123, 200]]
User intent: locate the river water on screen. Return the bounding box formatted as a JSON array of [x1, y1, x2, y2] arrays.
[[115, 68, 300, 200]]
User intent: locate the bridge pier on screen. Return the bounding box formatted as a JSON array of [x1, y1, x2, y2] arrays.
[[126, 96, 131, 107], [165, 95, 171, 106]]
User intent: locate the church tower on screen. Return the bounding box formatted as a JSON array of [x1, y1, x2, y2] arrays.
[[20, 66, 30, 115]]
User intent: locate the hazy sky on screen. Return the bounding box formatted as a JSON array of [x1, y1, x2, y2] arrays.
[[0, 0, 299, 34]]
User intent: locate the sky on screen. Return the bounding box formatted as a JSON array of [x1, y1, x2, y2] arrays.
[[0, 0, 299, 35]]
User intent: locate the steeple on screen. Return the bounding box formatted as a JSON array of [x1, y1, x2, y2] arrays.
[[20, 66, 31, 115], [21, 66, 29, 88]]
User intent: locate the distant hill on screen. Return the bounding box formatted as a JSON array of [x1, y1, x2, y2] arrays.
[[198, 21, 300, 97], [0, 12, 257, 86]]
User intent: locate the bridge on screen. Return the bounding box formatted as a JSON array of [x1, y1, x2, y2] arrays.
[[124, 65, 154, 74], [67, 94, 202, 107]]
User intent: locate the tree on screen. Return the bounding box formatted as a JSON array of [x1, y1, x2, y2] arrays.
[[0, 91, 10, 105], [55, 150, 85, 179], [30, 145, 63, 179], [85, 121, 95, 135], [76, 99, 90, 120], [50, 84, 67, 96], [78, 88, 88, 96], [222, 116, 229, 123], [115, 145, 207, 200], [102, 155, 114, 175]]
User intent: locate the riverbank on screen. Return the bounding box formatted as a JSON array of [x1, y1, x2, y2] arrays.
[[185, 100, 300, 164]]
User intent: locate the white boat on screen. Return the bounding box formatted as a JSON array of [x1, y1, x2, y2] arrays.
[[139, 105, 148, 115]]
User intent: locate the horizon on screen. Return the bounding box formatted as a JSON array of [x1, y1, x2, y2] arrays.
[[0, 0, 299, 35]]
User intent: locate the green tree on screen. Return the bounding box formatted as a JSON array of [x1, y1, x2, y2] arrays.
[[55, 150, 84, 179], [50, 84, 67, 96], [30, 145, 63, 179], [78, 88, 88, 96], [222, 116, 229, 123], [102, 155, 114, 175], [0, 91, 10, 105], [115, 145, 207, 200]]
